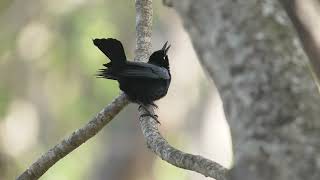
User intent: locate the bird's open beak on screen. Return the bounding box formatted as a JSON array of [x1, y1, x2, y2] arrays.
[[162, 41, 171, 55]]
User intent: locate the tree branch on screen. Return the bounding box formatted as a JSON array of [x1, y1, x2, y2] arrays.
[[279, 0, 320, 87], [135, 0, 153, 61], [165, 0, 320, 179], [135, 0, 228, 179], [139, 109, 228, 180], [17, 93, 129, 180]]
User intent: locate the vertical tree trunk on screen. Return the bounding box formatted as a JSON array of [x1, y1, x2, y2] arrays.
[[166, 0, 320, 179]]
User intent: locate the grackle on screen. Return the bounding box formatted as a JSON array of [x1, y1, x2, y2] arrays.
[[93, 38, 171, 121]]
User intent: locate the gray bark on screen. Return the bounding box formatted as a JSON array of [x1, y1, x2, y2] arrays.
[[165, 0, 320, 179], [279, 0, 320, 85]]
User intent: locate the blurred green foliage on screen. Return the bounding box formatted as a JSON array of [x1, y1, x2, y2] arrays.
[[0, 1, 186, 180], [0, 0, 133, 179]]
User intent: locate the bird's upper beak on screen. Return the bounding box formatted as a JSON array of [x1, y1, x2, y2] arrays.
[[162, 41, 171, 55]]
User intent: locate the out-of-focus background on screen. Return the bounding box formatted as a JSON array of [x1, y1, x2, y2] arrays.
[[0, 0, 232, 179]]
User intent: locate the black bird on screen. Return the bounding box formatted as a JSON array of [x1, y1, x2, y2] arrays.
[[93, 38, 171, 119]]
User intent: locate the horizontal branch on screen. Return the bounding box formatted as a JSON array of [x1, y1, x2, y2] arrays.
[[17, 93, 129, 180]]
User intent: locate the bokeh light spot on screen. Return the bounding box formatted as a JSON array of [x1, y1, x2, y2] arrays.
[[1, 99, 39, 156], [17, 21, 52, 61]]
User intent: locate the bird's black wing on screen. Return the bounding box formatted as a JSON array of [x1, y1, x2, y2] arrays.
[[117, 62, 170, 80], [93, 38, 127, 63]]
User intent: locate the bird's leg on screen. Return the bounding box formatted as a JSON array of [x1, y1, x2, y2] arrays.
[[138, 103, 157, 110], [150, 102, 158, 109], [138, 104, 160, 124], [138, 104, 148, 111]]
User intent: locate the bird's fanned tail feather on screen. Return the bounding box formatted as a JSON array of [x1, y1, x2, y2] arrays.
[[93, 38, 127, 80], [93, 38, 127, 70], [96, 62, 117, 80]]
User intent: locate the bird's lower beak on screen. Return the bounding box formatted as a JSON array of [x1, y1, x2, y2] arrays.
[[162, 41, 171, 55]]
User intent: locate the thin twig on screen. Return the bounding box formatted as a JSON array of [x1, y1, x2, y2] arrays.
[[135, 0, 228, 179], [17, 93, 129, 180]]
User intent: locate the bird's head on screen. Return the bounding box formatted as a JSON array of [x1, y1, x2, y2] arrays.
[[148, 41, 170, 69]]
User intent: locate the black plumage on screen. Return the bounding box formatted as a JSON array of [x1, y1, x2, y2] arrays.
[[93, 38, 171, 116]]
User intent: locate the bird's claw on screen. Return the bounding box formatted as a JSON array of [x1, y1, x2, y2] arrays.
[[140, 113, 160, 124], [138, 104, 147, 111], [138, 103, 158, 110], [138, 104, 160, 124], [150, 103, 158, 109]]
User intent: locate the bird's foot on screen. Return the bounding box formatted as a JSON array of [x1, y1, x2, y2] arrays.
[[138, 103, 158, 110], [138, 104, 160, 124], [140, 113, 160, 124], [138, 104, 148, 111], [150, 103, 158, 109]]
